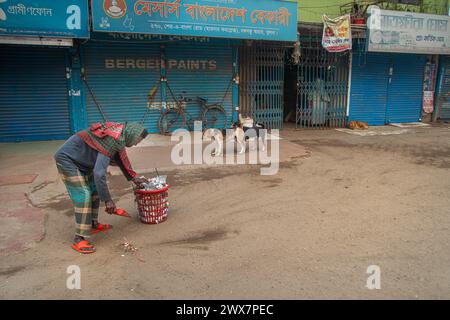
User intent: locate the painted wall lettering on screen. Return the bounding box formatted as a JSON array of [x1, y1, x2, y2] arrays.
[[104, 58, 217, 71]]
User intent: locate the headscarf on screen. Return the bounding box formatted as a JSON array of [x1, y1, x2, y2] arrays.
[[78, 122, 145, 157], [123, 122, 146, 148], [77, 122, 146, 180]]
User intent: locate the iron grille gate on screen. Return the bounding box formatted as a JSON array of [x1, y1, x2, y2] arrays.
[[296, 34, 350, 129], [239, 45, 286, 129]]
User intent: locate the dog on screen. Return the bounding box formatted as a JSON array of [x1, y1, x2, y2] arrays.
[[348, 120, 369, 130], [203, 114, 267, 156], [203, 124, 244, 156], [239, 114, 267, 153]]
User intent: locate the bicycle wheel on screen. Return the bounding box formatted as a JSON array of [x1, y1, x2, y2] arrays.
[[158, 109, 187, 135], [202, 105, 228, 130]]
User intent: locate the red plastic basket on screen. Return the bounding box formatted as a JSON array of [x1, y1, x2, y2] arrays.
[[134, 185, 170, 224]]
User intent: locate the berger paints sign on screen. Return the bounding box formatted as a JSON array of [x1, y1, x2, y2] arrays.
[[367, 7, 450, 55], [104, 57, 217, 70], [91, 0, 298, 41], [0, 0, 89, 38]]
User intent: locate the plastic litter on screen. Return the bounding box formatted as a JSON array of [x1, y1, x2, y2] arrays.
[[138, 175, 168, 190], [121, 237, 145, 262], [134, 170, 170, 224]]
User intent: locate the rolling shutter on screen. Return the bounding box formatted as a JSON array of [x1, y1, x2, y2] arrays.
[[82, 42, 162, 132], [0, 45, 70, 142], [165, 43, 233, 127], [438, 56, 450, 120], [350, 51, 425, 125], [386, 54, 426, 123], [349, 53, 389, 125]]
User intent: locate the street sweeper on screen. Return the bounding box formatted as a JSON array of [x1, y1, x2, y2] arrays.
[[54, 122, 148, 254]]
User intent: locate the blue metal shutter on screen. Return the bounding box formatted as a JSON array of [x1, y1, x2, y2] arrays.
[[438, 56, 450, 120], [82, 42, 162, 132], [386, 54, 426, 123], [165, 43, 233, 127], [0, 45, 70, 142], [349, 53, 389, 125]]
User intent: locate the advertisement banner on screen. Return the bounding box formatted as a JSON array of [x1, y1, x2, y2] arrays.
[[423, 91, 434, 113], [91, 0, 298, 42], [321, 14, 352, 52], [367, 7, 450, 55], [0, 0, 89, 38]]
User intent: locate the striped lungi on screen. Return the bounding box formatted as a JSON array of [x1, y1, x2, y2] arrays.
[[56, 162, 99, 237]]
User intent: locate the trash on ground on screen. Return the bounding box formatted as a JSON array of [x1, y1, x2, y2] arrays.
[[121, 237, 145, 262]]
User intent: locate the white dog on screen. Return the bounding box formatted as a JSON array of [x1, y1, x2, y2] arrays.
[[203, 114, 267, 156], [238, 114, 267, 153], [203, 126, 244, 156]]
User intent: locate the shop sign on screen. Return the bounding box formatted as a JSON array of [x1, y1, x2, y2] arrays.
[[367, 7, 450, 55], [91, 0, 297, 41], [321, 14, 352, 52], [0, 0, 89, 38]]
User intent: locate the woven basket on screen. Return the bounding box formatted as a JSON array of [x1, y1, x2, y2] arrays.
[[134, 185, 170, 224]]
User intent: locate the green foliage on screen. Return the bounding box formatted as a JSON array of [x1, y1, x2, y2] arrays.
[[297, 0, 449, 23]]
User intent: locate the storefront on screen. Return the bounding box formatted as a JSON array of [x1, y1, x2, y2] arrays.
[[81, 35, 236, 133], [239, 42, 288, 129], [86, 0, 298, 132], [289, 23, 351, 129], [350, 44, 427, 125], [81, 37, 163, 131], [0, 0, 297, 140], [349, 9, 450, 125], [0, 0, 89, 142]]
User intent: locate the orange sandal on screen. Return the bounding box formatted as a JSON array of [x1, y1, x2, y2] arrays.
[[91, 223, 113, 235], [71, 240, 96, 254]]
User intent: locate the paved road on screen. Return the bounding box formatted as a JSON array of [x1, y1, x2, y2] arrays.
[[0, 124, 449, 299]]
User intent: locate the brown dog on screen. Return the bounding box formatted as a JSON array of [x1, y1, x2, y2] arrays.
[[348, 121, 369, 130]]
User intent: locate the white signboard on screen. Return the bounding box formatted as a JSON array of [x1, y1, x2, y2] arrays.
[[367, 7, 450, 55]]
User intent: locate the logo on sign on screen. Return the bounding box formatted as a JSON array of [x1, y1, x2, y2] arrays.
[[0, 0, 7, 21], [104, 0, 126, 19]]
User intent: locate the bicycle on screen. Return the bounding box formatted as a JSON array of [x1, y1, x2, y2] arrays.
[[158, 81, 230, 135]]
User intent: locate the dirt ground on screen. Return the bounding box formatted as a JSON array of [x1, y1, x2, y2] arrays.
[[1, 125, 450, 299]]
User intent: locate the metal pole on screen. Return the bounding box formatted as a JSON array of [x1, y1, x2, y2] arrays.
[[346, 52, 353, 122], [432, 55, 446, 122], [232, 46, 239, 125], [160, 44, 167, 111]]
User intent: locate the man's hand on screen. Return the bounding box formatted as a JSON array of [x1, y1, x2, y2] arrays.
[[105, 200, 116, 215], [132, 176, 148, 188]]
